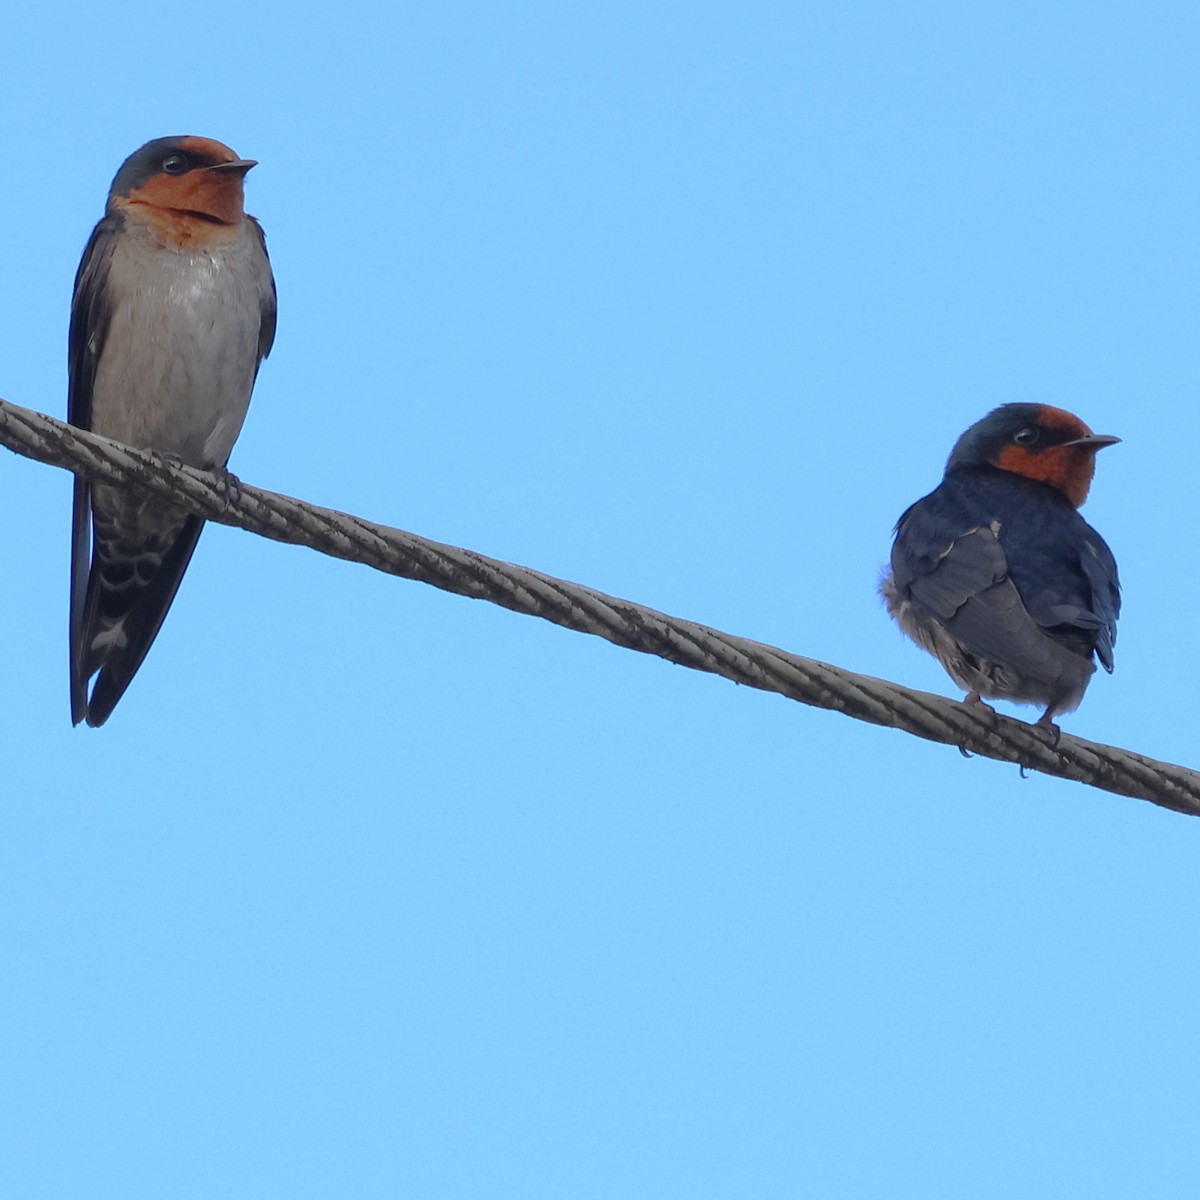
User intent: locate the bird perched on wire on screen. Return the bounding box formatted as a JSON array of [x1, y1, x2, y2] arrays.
[[881, 403, 1120, 729], [68, 136, 277, 726]]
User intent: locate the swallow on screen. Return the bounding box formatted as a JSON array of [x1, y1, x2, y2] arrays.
[[881, 403, 1120, 728], [68, 136, 277, 726]]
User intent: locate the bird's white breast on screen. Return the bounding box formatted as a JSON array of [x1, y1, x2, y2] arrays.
[[89, 218, 270, 468]]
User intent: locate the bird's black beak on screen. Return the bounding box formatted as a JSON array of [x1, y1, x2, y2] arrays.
[[208, 159, 257, 175], [1064, 433, 1120, 452]]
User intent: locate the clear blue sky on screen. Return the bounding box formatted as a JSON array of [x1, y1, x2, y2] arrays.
[[3, 2, 1198, 1196]]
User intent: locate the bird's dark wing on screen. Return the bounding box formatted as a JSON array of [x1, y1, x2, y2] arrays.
[[1010, 516, 1121, 673], [68, 217, 122, 432], [74, 504, 206, 726], [1080, 529, 1120, 671], [68, 217, 120, 725], [891, 479, 1094, 689], [891, 496, 1008, 619], [249, 216, 277, 369]]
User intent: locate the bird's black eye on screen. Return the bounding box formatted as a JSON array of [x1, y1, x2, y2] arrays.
[[161, 153, 189, 175], [1014, 426, 1039, 446]]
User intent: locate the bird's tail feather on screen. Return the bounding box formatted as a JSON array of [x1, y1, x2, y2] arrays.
[[71, 502, 206, 727]]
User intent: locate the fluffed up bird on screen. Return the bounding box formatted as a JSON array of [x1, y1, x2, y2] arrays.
[[881, 403, 1120, 728], [68, 136, 277, 726]]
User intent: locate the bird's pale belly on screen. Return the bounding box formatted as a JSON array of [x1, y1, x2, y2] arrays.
[[89, 240, 261, 468]]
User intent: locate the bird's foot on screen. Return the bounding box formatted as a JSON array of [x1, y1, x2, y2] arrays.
[[211, 466, 244, 514], [1034, 709, 1062, 748], [958, 691, 996, 756]]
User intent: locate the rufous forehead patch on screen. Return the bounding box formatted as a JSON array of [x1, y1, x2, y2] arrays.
[[178, 136, 240, 164], [1035, 404, 1092, 440]]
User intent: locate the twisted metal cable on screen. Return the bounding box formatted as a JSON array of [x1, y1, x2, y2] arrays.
[[2, 394, 1196, 817]]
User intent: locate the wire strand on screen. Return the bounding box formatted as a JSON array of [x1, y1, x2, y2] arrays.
[[2, 395, 1195, 817]]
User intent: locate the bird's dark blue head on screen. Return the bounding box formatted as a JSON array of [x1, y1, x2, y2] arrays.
[[945, 403, 1120, 508], [107, 136, 255, 204]]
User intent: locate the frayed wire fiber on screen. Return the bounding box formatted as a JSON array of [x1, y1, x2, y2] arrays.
[[2, 395, 1197, 817]]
